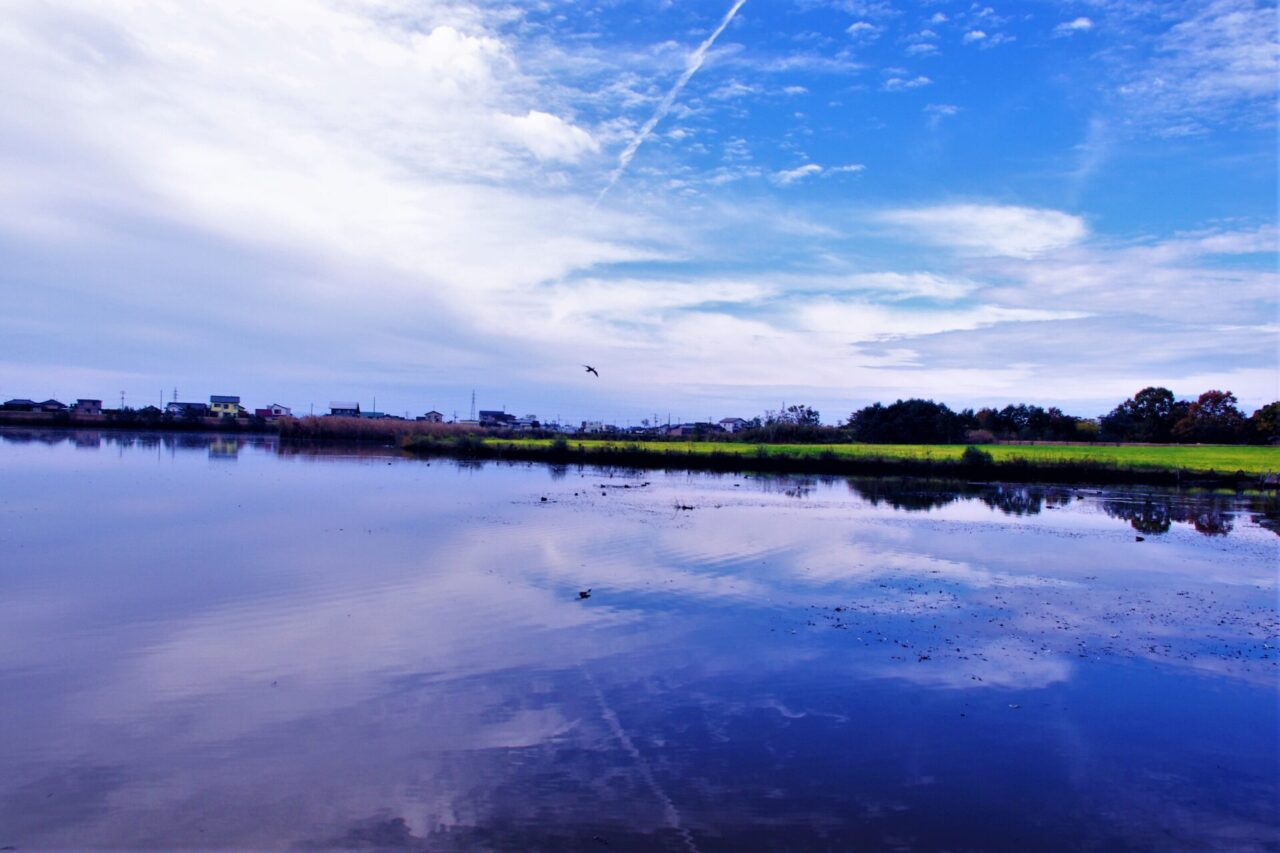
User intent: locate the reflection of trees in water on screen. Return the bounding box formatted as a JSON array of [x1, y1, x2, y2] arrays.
[[846, 479, 1079, 515], [1100, 494, 1265, 537], [1108, 501, 1173, 534], [784, 479, 817, 499], [1252, 508, 1280, 536], [847, 478, 961, 512], [846, 477, 1266, 539], [979, 485, 1043, 517], [752, 474, 836, 498]]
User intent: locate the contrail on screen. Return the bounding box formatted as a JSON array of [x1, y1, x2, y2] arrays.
[[582, 666, 701, 853], [594, 0, 747, 206]]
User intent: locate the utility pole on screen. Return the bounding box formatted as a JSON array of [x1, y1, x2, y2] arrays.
[[469, 390, 476, 421], [120, 391, 125, 411]]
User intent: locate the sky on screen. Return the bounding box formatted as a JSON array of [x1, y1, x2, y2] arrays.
[[1, 0, 1276, 424]]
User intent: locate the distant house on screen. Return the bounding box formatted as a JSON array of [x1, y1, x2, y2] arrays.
[[512, 416, 540, 431], [209, 395, 243, 418], [254, 403, 292, 419], [420, 410, 444, 423], [329, 401, 361, 417], [38, 399, 67, 412], [667, 422, 722, 438], [719, 417, 748, 433], [167, 401, 209, 418], [2, 399, 38, 412], [580, 420, 606, 433], [478, 409, 517, 428], [73, 399, 102, 416]]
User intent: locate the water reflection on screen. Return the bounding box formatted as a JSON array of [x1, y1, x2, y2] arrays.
[[0, 428, 1275, 849], [2, 427, 1275, 539], [1101, 494, 1242, 536]]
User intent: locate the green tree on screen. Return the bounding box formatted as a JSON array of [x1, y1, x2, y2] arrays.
[[1248, 401, 1280, 444], [1172, 390, 1248, 443], [1100, 387, 1187, 442]]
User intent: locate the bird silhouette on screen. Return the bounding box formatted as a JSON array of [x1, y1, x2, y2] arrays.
[[583, 365, 599, 377]]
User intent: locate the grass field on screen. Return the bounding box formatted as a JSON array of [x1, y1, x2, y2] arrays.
[[483, 439, 1280, 476]]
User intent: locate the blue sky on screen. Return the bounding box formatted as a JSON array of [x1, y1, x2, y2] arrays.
[[1, 0, 1275, 424]]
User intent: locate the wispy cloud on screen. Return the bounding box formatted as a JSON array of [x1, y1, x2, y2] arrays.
[[880, 204, 1088, 258], [883, 75, 932, 91], [595, 0, 748, 205], [846, 20, 881, 41], [924, 103, 961, 128], [1117, 0, 1278, 134], [1054, 17, 1094, 37], [773, 164, 824, 185], [772, 162, 865, 184]]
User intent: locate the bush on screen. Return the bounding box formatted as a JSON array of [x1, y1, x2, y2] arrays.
[[965, 429, 995, 444], [961, 445, 994, 466]]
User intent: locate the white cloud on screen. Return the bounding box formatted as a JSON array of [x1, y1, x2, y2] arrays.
[[834, 272, 979, 300], [708, 79, 761, 100], [905, 43, 938, 55], [963, 29, 987, 43], [772, 163, 865, 185], [773, 164, 825, 185], [794, 300, 1086, 341], [846, 21, 881, 40], [497, 110, 599, 162], [924, 102, 961, 129], [880, 204, 1088, 257], [0, 1, 659, 364], [1054, 17, 1094, 36], [883, 75, 933, 91], [1117, 0, 1279, 133]]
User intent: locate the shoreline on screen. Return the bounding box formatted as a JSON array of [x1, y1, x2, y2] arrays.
[[401, 435, 1278, 490], [2, 420, 1274, 489]]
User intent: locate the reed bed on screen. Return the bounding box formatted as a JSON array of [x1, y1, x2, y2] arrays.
[[277, 416, 480, 443]]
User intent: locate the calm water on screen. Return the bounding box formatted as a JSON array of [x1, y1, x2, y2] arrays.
[[0, 429, 1276, 851]]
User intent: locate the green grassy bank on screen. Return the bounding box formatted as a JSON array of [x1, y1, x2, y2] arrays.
[[495, 439, 1277, 475], [402, 435, 1280, 487]]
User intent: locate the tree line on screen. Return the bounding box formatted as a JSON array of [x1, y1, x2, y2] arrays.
[[731, 389, 1278, 445]]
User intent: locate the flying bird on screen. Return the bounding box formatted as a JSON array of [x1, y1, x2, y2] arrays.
[[584, 365, 599, 377]]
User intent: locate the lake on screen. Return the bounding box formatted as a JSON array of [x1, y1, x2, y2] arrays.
[[0, 429, 1276, 850]]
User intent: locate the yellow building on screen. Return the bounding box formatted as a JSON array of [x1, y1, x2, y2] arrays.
[[209, 395, 243, 418]]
